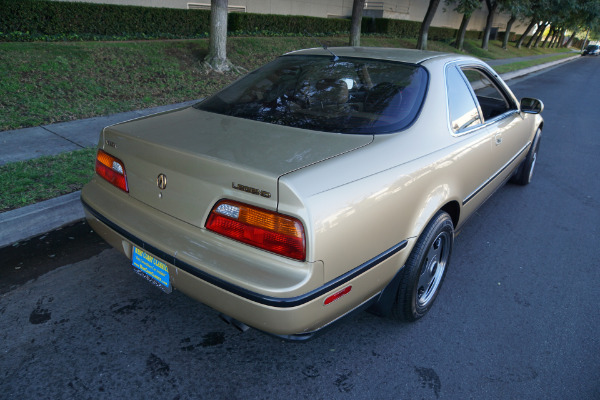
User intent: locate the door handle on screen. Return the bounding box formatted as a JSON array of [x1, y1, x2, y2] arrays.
[[494, 134, 503, 145]]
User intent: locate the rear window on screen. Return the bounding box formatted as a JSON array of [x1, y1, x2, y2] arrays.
[[195, 55, 428, 134]]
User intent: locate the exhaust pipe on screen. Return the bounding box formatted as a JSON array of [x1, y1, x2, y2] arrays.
[[219, 313, 250, 332]]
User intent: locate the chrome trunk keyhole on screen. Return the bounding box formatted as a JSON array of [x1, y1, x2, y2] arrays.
[[157, 173, 167, 190]]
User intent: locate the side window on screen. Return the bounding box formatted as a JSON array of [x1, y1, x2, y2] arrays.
[[461, 68, 515, 121], [446, 66, 481, 133]]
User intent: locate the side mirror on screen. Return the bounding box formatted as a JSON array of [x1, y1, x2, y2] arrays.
[[520, 98, 544, 114]]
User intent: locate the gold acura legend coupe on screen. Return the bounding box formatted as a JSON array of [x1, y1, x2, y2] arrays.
[[81, 47, 543, 339]]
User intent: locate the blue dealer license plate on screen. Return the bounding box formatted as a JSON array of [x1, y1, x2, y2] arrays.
[[132, 246, 172, 293]]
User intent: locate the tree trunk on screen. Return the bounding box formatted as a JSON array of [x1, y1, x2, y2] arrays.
[[525, 30, 536, 48], [550, 28, 560, 48], [555, 28, 566, 48], [533, 22, 548, 47], [455, 13, 472, 51], [204, 0, 231, 72], [547, 28, 556, 47], [349, 0, 366, 46], [541, 25, 554, 48], [417, 0, 441, 50], [481, 0, 498, 50], [564, 29, 577, 48], [516, 19, 536, 49], [548, 28, 562, 49], [502, 15, 516, 49], [549, 29, 558, 48], [526, 21, 544, 48]]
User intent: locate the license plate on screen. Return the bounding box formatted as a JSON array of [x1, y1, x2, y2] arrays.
[[132, 246, 172, 293]]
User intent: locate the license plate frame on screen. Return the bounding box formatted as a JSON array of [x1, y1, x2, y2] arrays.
[[132, 246, 172, 293]]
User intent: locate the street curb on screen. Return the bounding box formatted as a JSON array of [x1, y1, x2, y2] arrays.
[[0, 54, 582, 249], [0, 191, 84, 248]]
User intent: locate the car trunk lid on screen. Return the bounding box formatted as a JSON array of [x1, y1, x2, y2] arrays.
[[101, 107, 372, 227]]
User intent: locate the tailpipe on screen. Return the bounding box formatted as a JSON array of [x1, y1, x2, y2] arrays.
[[219, 313, 250, 332]]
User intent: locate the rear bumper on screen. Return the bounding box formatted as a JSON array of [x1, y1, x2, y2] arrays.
[[81, 180, 408, 336]]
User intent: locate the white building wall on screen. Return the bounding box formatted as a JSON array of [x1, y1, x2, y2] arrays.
[[50, 0, 529, 34]]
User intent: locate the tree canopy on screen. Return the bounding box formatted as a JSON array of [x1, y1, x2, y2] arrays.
[[423, 0, 600, 50]]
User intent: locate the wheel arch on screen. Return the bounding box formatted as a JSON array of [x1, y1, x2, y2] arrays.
[[408, 187, 461, 240], [440, 200, 460, 229], [536, 121, 543, 137], [368, 206, 456, 318]]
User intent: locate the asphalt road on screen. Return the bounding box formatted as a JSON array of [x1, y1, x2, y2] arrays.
[[1, 56, 599, 399]]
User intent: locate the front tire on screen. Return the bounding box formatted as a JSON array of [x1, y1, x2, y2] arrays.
[[392, 211, 454, 321]]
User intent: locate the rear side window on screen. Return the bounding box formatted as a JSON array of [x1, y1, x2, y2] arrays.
[[461, 68, 516, 121], [196, 55, 429, 134], [446, 66, 481, 133]]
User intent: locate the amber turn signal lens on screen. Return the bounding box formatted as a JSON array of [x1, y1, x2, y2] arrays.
[[95, 149, 128, 192], [206, 200, 306, 261]]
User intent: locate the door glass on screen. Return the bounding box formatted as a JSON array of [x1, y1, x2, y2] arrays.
[[446, 66, 481, 133], [461, 68, 514, 121]]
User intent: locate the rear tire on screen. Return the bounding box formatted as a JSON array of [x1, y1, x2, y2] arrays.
[[512, 128, 541, 186], [392, 211, 454, 321]]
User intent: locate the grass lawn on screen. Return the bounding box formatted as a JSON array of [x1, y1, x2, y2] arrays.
[[492, 53, 576, 74], [0, 36, 572, 131], [0, 35, 574, 212], [0, 148, 96, 212]]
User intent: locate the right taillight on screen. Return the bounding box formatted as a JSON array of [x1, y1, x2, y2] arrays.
[[206, 200, 306, 261], [95, 149, 128, 192]]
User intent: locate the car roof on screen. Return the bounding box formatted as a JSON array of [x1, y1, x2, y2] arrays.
[[284, 46, 470, 65]]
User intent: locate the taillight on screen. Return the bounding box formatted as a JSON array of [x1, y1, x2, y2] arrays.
[[95, 149, 128, 192], [206, 200, 306, 261]]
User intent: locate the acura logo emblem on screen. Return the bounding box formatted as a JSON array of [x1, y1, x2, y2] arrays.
[[157, 173, 167, 190]]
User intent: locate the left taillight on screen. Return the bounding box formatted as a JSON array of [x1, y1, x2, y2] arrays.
[[95, 149, 128, 192], [206, 200, 306, 261]]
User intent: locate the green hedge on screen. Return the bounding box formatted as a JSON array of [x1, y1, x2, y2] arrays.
[[229, 13, 349, 34], [0, 0, 211, 37], [364, 18, 422, 37], [365, 18, 456, 40], [497, 31, 516, 42], [465, 30, 481, 40], [0, 0, 350, 40], [361, 18, 482, 41], [3, 0, 500, 43]]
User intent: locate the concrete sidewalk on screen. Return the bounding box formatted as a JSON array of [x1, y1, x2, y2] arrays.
[[0, 53, 581, 248], [0, 99, 200, 166]]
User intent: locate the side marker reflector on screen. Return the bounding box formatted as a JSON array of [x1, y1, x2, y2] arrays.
[[324, 286, 352, 305]]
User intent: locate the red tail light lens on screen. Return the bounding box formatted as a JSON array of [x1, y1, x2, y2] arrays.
[[95, 149, 128, 192], [206, 200, 306, 261]]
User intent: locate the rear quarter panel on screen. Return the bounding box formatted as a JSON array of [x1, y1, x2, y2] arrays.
[[278, 66, 455, 284], [279, 132, 462, 284], [279, 57, 541, 291]]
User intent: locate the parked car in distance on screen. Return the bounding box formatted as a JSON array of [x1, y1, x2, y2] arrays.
[[582, 44, 600, 55], [81, 47, 544, 340]]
